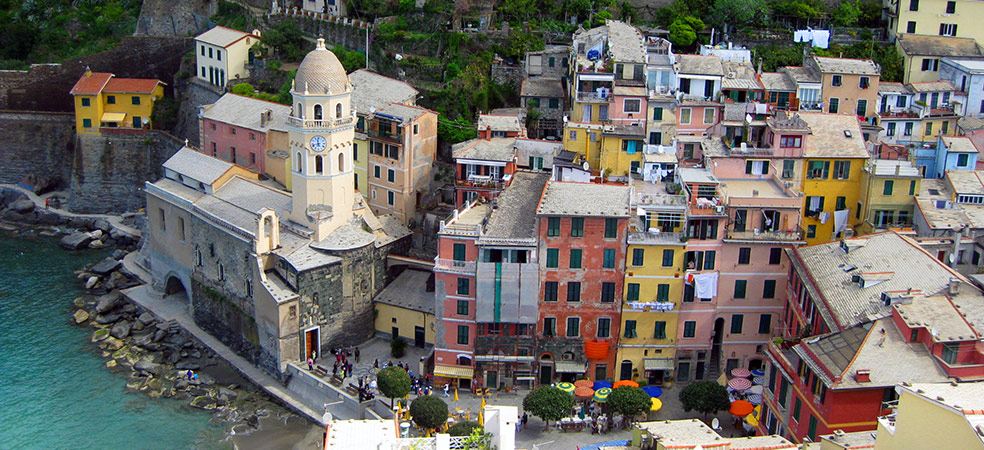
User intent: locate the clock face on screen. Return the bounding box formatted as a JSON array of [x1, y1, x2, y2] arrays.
[[310, 135, 327, 152]]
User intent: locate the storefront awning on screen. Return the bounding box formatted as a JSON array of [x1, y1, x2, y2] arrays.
[[100, 112, 126, 122], [554, 361, 587, 373], [434, 364, 474, 379], [644, 358, 674, 371]]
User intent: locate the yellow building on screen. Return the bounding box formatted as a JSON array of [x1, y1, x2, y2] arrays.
[[599, 125, 646, 177], [373, 269, 435, 348], [798, 113, 869, 245], [646, 95, 676, 147], [858, 159, 921, 234], [895, 34, 984, 84], [888, 0, 984, 50], [563, 121, 605, 172], [875, 382, 984, 449], [70, 71, 165, 135]]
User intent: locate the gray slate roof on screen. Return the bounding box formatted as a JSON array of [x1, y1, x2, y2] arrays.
[[195, 26, 257, 48], [781, 66, 820, 83], [605, 20, 646, 63], [478, 114, 523, 133], [374, 103, 429, 124], [759, 72, 796, 91], [897, 33, 984, 57], [675, 54, 724, 76], [810, 56, 880, 75], [537, 181, 631, 217], [195, 176, 292, 237], [350, 69, 418, 115], [521, 77, 565, 98], [374, 269, 434, 314], [878, 82, 912, 94], [202, 93, 290, 133], [480, 171, 550, 242], [163, 147, 234, 185], [452, 138, 517, 162]]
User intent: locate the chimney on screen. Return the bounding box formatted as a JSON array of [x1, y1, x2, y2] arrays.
[[757, 57, 763, 75], [949, 277, 961, 295], [855, 369, 871, 382], [486, 125, 492, 140], [260, 111, 268, 127], [951, 226, 964, 268]]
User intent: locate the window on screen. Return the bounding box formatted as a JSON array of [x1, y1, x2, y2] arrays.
[[859, 77, 870, 89], [566, 317, 580, 337], [907, 21, 916, 33], [457, 325, 469, 345], [806, 196, 825, 216], [549, 98, 559, 109], [738, 247, 751, 265], [793, 398, 802, 423], [857, 99, 867, 116], [678, 362, 691, 382], [653, 107, 663, 120], [759, 314, 773, 334], [897, 95, 908, 108], [807, 161, 830, 179], [626, 283, 640, 301], [745, 160, 770, 174], [457, 299, 469, 315], [808, 415, 818, 442], [106, 95, 115, 104], [218, 263, 225, 281], [457, 277, 470, 295], [569, 130, 577, 140], [601, 282, 615, 302], [387, 191, 394, 205], [657, 284, 670, 302], [624, 320, 638, 338], [831, 75, 842, 87], [662, 249, 674, 267], [958, 153, 970, 167], [887, 122, 896, 137], [453, 243, 466, 261], [544, 281, 558, 301], [940, 23, 958, 36], [603, 249, 616, 268], [922, 58, 940, 71], [413, 124, 419, 135], [567, 282, 581, 302], [807, 225, 817, 239], [683, 321, 696, 338], [703, 108, 715, 124], [131, 96, 140, 105], [910, 180, 917, 196], [597, 318, 611, 338], [548, 56, 555, 67], [605, 218, 617, 238], [82, 118, 92, 128], [632, 248, 645, 266], [688, 219, 718, 240], [909, 0, 918, 11], [543, 318, 556, 336], [680, 108, 692, 124], [569, 249, 582, 268], [158, 208, 166, 232], [81, 97, 91, 107], [829, 97, 839, 113], [653, 321, 667, 339], [374, 165, 380, 178], [836, 196, 846, 211], [734, 280, 747, 299], [942, 120, 949, 134], [546, 248, 559, 268], [782, 160, 795, 179], [624, 99, 641, 113], [924, 121, 934, 136], [833, 160, 851, 179], [387, 169, 395, 182], [570, 217, 584, 237], [764, 280, 777, 299], [946, 0, 956, 13], [731, 314, 744, 334], [883, 180, 894, 196], [779, 136, 802, 148], [904, 122, 913, 136], [547, 217, 560, 236], [769, 248, 782, 265]]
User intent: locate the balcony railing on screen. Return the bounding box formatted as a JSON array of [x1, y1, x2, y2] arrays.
[[726, 229, 803, 241], [434, 258, 476, 274], [287, 114, 356, 128], [367, 129, 403, 142], [576, 91, 614, 102]]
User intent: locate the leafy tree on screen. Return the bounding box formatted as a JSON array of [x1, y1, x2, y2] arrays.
[[679, 381, 730, 420], [590, 10, 612, 28], [377, 366, 411, 407], [754, 44, 806, 72], [461, 427, 495, 450], [607, 386, 652, 422], [150, 97, 181, 132], [448, 421, 482, 436], [232, 83, 255, 96], [331, 45, 366, 73], [409, 396, 449, 430], [706, 0, 768, 32], [668, 16, 704, 49], [832, 0, 862, 27], [438, 116, 478, 144], [768, 0, 825, 20], [263, 21, 306, 62], [390, 336, 407, 358], [522, 386, 574, 430]]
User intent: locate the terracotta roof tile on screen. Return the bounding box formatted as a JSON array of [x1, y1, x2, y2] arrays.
[[103, 78, 163, 94], [70, 72, 113, 95]]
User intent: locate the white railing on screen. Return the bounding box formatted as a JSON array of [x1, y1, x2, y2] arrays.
[[287, 114, 356, 128], [576, 91, 612, 102], [434, 258, 476, 274], [392, 437, 437, 450]]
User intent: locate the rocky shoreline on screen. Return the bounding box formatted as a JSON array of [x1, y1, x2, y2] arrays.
[[0, 187, 303, 441]]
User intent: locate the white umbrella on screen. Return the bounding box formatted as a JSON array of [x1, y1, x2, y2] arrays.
[[747, 385, 764, 394]]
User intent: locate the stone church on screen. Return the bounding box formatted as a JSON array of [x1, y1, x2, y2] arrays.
[[141, 39, 411, 376]]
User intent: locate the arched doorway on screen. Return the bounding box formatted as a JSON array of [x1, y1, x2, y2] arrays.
[[620, 359, 633, 380], [748, 358, 764, 372], [165, 276, 185, 296], [538, 354, 553, 386]]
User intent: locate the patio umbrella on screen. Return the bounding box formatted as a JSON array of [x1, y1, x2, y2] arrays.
[[747, 385, 764, 395], [650, 398, 663, 412], [728, 377, 753, 391], [752, 376, 766, 385], [556, 382, 576, 394], [593, 380, 613, 390], [716, 372, 729, 387], [613, 379, 639, 388], [729, 400, 754, 417], [480, 397, 486, 410], [454, 388, 458, 402], [730, 368, 752, 378], [574, 379, 593, 388], [593, 387, 612, 402], [746, 394, 763, 405], [751, 369, 765, 377], [574, 387, 595, 399], [642, 385, 663, 398]]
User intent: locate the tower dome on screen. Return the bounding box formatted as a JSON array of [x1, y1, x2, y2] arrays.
[[293, 38, 350, 95]]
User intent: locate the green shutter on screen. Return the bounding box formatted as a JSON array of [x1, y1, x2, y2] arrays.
[[605, 218, 617, 238], [453, 243, 466, 261], [763, 279, 776, 299], [759, 314, 772, 334], [571, 218, 584, 237], [793, 398, 802, 422], [684, 321, 696, 337], [627, 283, 639, 301], [662, 249, 674, 267], [570, 249, 582, 268], [653, 107, 662, 120], [734, 280, 747, 298], [603, 249, 615, 268], [883, 180, 894, 196], [657, 284, 669, 301], [730, 314, 744, 334], [704, 251, 716, 270], [624, 320, 637, 338], [546, 248, 558, 267]]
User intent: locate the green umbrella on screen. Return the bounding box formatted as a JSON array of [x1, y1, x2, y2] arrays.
[[555, 382, 576, 393], [593, 387, 612, 402]]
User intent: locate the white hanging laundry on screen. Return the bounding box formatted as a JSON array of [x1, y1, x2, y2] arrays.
[[755, 103, 768, 114], [833, 209, 849, 233], [811, 30, 830, 49], [809, 196, 821, 211], [694, 272, 719, 300], [820, 212, 830, 224]]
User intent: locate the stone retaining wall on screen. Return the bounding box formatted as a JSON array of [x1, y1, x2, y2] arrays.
[[0, 111, 75, 189]]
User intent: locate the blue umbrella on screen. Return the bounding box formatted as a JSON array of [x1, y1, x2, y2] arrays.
[[593, 380, 613, 390], [642, 385, 663, 398], [751, 369, 765, 377]]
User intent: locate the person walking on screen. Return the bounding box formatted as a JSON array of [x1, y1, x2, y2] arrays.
[[307, 357, 314, 370], [522, 412, 528, 429], [443, 383, 450, 397], [354, 347, 360, 363]]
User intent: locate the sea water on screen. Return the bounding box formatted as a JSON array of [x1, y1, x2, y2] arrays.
[[0, 235, 229, 449]]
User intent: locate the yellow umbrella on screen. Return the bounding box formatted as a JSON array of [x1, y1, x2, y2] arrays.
[[480, 396, 486, 410], [478, 408, 484, 426], [650, 398, 662, 412], [454, 388, 459, 402], [555, 382, 576, 393]]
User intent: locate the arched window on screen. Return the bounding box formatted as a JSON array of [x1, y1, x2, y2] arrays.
[[296, 103, 303, 119], [295, 151, 302, 172], [315, 155, 323, 174], [456, 355, 472, 365], [335, 103, 343, 118], [337, 151, 345, 173], [313, 104, 323, 120]]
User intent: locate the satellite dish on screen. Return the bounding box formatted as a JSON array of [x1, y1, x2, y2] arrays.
[[931, 327, 939, 338], [582, 161, 590, 171], [711, 418, 720, 430]]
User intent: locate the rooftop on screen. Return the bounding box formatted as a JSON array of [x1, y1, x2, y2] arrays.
[[452, 138, 517, 162], [910, 81, 957, 93], [194, 25, 258, 48], [818, 431, 877, 449], [798, 112, 868, 159], [635, 419, 794, 449], [944, 58, 984, 74], [727, 435, 797, 449], [477, 114, 523, 133], [520, 77, 565, 98], [867, 159, 921, 177], [537, 181, 631, 217], [605, 20, 646, 63], [349, 69, 418, 115], [163, 147, 234, 185], [948, 170, 984, 195], [792, 231, 971, 328], [896, 33, 984, 57], [915, 178, 974, 230], [202, 93, 291, 133], [196, 176, 292, 238], [374, 102, 431, 124], [103, 77, 163, 94], [479, 171, 550, 242], [70, 71, 113, 95], [879, 82, 913, 95], [679, 167, 719, 185], [324, 419, 398, 449], [942, 136, 980, 154], [758, 72, 796, 91], [895, 295, 978, 342], [441, 203, 490, 235], [372, 269, 434, 314], [674, 54, 724, 76], [720, 61, 761, 90], [810, 56, 880, 76], [782, 66, 820, 84], [902, 382, 984, 416], [960, 116, 984, 131], [719, 178, 792, 199]]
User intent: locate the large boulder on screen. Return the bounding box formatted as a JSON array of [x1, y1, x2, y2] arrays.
[[95, 291, 122, 314], [175, 360, 200, 371], [190, 396, 217, 410], [137, 312, 156, 326], [217, 386, 238, 401], [8, 198, 35, 213], [37, 211, 62, 225], [73, 309, 90, 324], [133, 332, 154, 348], [95, 312, 122, 325], [60, 232, 93, 250], [92, 218, 112, 232], [134, 359, 162, 376], [110, 320, 132, 339]]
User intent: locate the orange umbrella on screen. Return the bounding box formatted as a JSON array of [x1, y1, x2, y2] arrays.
[[574, 387, 595, 399], [729, 400, 754, 417], [574, 379, 593, 388], [613, 379, 639, 388]]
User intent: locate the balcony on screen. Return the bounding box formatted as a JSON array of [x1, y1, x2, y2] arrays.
[[627, 230, 686, 245], [287, 114, 356, 129], [576, 91, 614, 103], [456, 174, 505, 190], [434, 258, 476, 274], [726, 229, 804, 242], [912, 101, 958, 118], [367, 129, 404, 143]]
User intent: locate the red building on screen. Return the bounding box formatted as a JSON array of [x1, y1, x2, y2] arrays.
[[760, 231, 984, 442], [200, 93, 290, 176], [535, 181, 631, 384], [452, 137, 518, 206]]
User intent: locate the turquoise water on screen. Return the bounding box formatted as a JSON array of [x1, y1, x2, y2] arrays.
[[0, 235, 227, 449]]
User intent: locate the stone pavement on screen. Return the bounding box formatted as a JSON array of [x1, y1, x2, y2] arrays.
[[0, 184, 141, 236]]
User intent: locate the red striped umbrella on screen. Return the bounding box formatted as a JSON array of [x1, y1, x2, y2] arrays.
[[731, 368, 752, 378], [574, 387, 595, 399], [728, 377, 753, 391]]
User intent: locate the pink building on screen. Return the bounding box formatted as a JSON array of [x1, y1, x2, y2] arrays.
[[610, 86, 648, 126], [200, 93, 291, 177]]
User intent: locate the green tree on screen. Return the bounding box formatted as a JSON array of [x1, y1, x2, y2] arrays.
[[768, 0, 825, 20], [607, 386, 652, 422], [706, 0, 767, 32], [668, 16, 704, 49], [263, 21, 306, 61], [522, 386, 574, 430], [679, 381, 731, 420], [832, 0, 862, 27], [461, 427, 495, 450], [448, 421, 483, 436], [409, 396, 450, 430], [232, 83, 255, 96], [376, 366, 411, 407]]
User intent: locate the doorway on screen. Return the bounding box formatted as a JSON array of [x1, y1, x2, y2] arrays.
[[620, 360, 633, 380], [414, 326, 425, 348], [695, 361, 706, 380], [539, 364, 553, 385], [748, 359, 764, 372], [647, 370, 664, 385], [304, 327, 320, 360], [487, 370, 499, 391], [712, 318, 725, 375]]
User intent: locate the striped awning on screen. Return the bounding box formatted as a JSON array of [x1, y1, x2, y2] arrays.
[[101, 112, 126, 122], [554, 361, 587, 373], [433, 364, 474, 379], [644, 358, 674, 371]]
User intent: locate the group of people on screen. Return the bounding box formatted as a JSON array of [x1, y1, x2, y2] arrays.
[[330, 347, 358, 379]]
